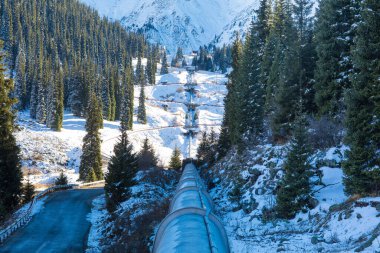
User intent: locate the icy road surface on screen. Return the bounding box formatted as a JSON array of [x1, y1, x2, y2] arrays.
[[1, 188, 103, 253]]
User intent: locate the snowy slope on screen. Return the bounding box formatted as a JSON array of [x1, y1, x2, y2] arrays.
[[79, 0, 259, 53], [15, 61, 226, 188], [207, 146, 380, 252]]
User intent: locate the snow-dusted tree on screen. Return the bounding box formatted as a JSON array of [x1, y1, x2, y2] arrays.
[[343, 0, 380, 196], [126, 65, 134, 129], [135, 54, 143, 84], [276, 114, 312, 219], [197, 132, 210, 165], [314, 0, 360, 119], [137, 67, 147, 124], [239, 20, 266, 143], [23, 175, 35, 203], [218, 34, 243, 152], [169, 146, 182, 171], [105, 103, 138, 212], [293, 0, 316, 114], [79, 93, 103, 182], [160, 51, 169, 75], [50, 68, 64, 131], [0, 42, 23, 219], [36, 80, 47, 124], [138, 137, 158, 170], [55, 172, 68, 186], [268, 0, 300, 142], [101, 74, 111, 120], [13, 45, 27, 110]]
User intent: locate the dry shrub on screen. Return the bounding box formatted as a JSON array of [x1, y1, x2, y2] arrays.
[[105, 199, 170, 253], [308, 116, 344, 149]]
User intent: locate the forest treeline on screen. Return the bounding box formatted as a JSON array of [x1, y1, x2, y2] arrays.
[[210, 0, 379, 218], [0, 0, 163, 131], [0, 0, 159, 219]]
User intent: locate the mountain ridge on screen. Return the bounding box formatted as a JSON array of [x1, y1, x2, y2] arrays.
[[79, 0, 259, 52]]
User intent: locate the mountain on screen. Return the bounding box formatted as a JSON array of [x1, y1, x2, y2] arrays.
[[79, 0, 259, 53]]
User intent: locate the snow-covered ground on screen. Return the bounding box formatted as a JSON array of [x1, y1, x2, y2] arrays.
[[15, 66, 227, 189], [207, 146, 380, 253], [87, 169, 179, 252]]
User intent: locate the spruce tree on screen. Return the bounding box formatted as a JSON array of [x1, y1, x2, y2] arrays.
[[138, 137, 158, 170], [343, 0, 380, 195], [23, 175, 35, 203], [101, 75, 112, 121], [314, 0, 359, 119], [218, 35, 243, 157], [239, 20, 266, 143], [36, 80, 47, 124], [197, 132, 210, 165], [50, 69, 64, 131], [79, 93, 103, 182], [55, 172, 69, 186], [293, 0, 316, 114], [222, 34, 243, 147], [109, 71, 117, 121], [14, 45, 27, 110], [169, 146, 182, 171], [105, 106, 138, 212], [0, 42, 23, 219], [276, 114, 312, 219], [269, 1, 300, 142], [137, 67, 147, 124], [160, 51, 169, 75], [126, 65, 134, 130]]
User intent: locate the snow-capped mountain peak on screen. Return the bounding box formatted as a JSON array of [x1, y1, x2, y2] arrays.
[[80, 0, 259, 53]]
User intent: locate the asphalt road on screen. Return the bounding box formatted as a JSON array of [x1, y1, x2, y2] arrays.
[[0, 188, 103, 253]]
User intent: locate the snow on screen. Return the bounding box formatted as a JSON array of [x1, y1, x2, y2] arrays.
[[79, 0, 260, 53], [0, 197, 47, 235], [313, 167, 346, 210], [15, 63, 226, 187], [86, 195, 107, 253], [208, 145, 380, 253]]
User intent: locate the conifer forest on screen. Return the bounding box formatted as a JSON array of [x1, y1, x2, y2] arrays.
[[0, 0, 379, 252]]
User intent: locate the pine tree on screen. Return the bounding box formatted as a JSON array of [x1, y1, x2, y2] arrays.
[[314, 0, 359, 119], [23, 175, 35, 203], [137, 67, 147, 124], [276, 114, 312, 219], [55, 172, 68, 186], [220, 34, 243, 149], [105, 107, 138, 212], [206, 128, 218, 165], [160, 51, 169, 75], [239, 20, 266, 143], [343, 0, 380, 196], [14, 45, 27, 110], [0, 42, 23, 219], [50, 68, 64, 131], [120, 65, 134, 131], [55, 69, 64, 131], [169, 146, 182, 171], [269, 1, 300, 142], [109, 71, 117, 121], [36, 80, 47, 124], [197, 132, 210, 165], [126, 65, 134, 129], [138, 137, 158, 170], [293, 0, 316, 114], [101, 75, 112, 120], [79, 93, 103, 182]]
